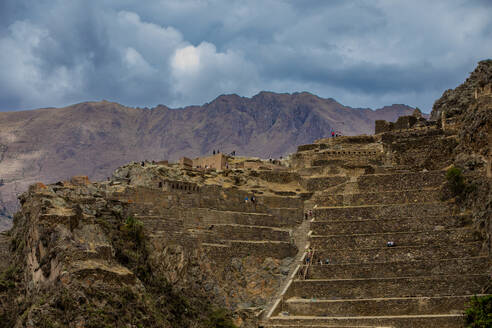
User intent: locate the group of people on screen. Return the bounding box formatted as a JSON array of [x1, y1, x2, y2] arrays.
[[268, 158, 282, 165], [244, 195, 256, 204], [304, 248, 330, 266], [212, 149, 237, 156], [331, 130, 342, 137]]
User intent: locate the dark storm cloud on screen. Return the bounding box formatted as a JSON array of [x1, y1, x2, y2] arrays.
[[0, 0, 490, 112]]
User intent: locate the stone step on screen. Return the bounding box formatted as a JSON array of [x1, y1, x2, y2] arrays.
[[140, 216, 184, 233], [313, 202, 453, 221], [187, 208, 289, 227], [261, 196, 304, 209], [309, 228, 481, 249], [356, 171, 444, 193], [314, 189, 441, 206], [282, 295, 481, 317], [314, 242, 483, 264], [268, 208, 304, 226], [265, 314, 463, 328], [300, 176, 349, 192], [310, 215, 471, 235], [284, 275, 489, 299], [202, 240, 297, 260], [209, 224, 291, 242], [304, 257, 490, 279]]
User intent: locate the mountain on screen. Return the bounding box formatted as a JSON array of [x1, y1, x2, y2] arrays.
[[0, 91, 415, 228]]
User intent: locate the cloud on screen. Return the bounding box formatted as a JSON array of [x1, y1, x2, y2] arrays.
[[0, 0, 491, 112], [170, 42, 259, 105], [0, 20, 86, 109]]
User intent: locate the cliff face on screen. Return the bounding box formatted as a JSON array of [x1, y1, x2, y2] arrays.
[[0, 92, 415, 228], [431, 60, 492, 123], [431, 59, 492, 265]]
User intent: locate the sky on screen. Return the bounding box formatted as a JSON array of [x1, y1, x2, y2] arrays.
[[0, 0, 491, 113]]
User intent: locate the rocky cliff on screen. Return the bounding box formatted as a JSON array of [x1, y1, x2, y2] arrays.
[[0, 93, 415, 229], [431, 59, 492, 262], [0, 161, 309, 327]]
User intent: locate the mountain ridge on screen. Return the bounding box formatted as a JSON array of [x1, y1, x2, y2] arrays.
[[0, 91, 416, 228]]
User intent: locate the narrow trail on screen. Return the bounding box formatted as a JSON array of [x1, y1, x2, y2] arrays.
[[261, 217, 311, 319]]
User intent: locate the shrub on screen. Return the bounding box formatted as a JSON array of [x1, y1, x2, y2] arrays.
[[122, 216, 144, 246], [0, 265, 19, 291], [206, 308, 237, 328], [446, 166, 465, 196], [464, 295, 492, 327]]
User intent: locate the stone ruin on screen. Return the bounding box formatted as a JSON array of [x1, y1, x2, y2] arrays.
[[258, 115, 490, 327]]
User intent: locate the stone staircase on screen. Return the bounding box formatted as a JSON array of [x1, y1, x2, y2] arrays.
[[261, 170, 490, 328]]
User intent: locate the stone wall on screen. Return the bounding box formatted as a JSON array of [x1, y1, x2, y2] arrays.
[[179, 156, 193, 168], [162, 179, 199, 192], [375, 115, 434, 134], [193, 153, 227, 170], [380, 127, 457, 170], [291, 136, 384, 169]]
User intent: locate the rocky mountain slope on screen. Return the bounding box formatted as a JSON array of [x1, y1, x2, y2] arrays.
[[431, 59, 492, 263], [0, 92, 415, 229]]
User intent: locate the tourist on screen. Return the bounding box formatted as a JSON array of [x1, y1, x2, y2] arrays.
[[213, 150, 216, 155], [305, 248, 313, 264], [331, 131, 335, 137], [245, 196, 249, 203], [387, 241, 395, 247]]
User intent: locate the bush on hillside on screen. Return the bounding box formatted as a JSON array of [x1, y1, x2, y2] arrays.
[[122, 216, 144, 246], [464, 295, 492, 327], [206, 308, 237, 328], [446, 166, 466, 196]]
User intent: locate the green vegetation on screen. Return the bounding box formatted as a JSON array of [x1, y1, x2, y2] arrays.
[[445, 166, 477, 201], [446, 166, 466, 196], [0, 265, 19, 291], [122, 216, 144, 246], [464, 295, 492, 328], [206, 308, 238, 328]]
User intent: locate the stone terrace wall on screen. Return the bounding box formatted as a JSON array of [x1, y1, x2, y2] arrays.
[[292, 137, 384, 169], [380, 127, 457, 170], [109, 182, 303, 251]]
